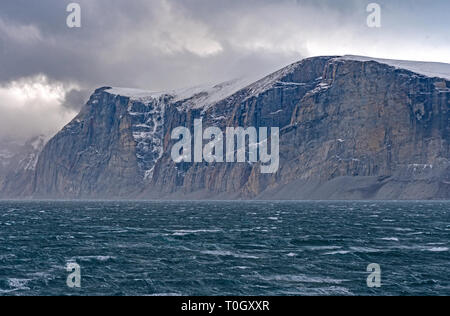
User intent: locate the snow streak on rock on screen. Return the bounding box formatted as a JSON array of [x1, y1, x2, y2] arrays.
[[128, 97, 167, 180], [340, 55, 450, 81]]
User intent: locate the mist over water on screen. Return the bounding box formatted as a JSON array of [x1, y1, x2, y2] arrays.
[[0, 201, 448, 296]]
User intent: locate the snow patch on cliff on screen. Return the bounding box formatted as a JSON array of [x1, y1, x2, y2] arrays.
[[106, 77, 257, 112], [105, 87, 166, 101], [340, 56, 450, 81], [244, 61, 303, 100], [128, 97, 166, 180], [173, 77, 257, 111]]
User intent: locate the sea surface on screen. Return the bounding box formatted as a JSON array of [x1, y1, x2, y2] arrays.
[[0, 201, 448, 296]]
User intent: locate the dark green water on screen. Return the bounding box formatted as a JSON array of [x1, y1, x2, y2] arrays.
[[0, 201, 448, 296]]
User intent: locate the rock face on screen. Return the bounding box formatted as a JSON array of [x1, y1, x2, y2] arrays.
[[3, 56, 450, 200], [33, 91, 143, 198]]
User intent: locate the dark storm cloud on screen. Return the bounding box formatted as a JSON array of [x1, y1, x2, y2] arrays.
[[0, 0, 449, 141], [1, 0, 449, 90], [62, 88, 91, 111], [0, 0, 292, 89]]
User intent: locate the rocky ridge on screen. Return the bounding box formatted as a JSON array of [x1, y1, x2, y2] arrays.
[[2, 56, 449, 199]]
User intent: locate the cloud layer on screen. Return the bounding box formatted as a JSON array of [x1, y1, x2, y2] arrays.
[[1, 0, 450, 141], [0, 75, 78, 141]]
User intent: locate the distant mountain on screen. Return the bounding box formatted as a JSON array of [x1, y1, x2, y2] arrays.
[[3, 56, 450, 199], [0, 135, 48, 198]]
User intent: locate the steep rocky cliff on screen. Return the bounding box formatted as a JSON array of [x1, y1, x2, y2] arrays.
[[7, 56, 450, 200]]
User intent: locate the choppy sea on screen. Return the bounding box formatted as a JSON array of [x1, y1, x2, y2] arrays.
[[0, 201, 448, 296]]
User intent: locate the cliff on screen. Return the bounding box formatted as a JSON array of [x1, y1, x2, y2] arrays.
[[5, 56, 450, 200]]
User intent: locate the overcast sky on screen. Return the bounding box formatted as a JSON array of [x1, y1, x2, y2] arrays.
[[1, 0, 450, 141]]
